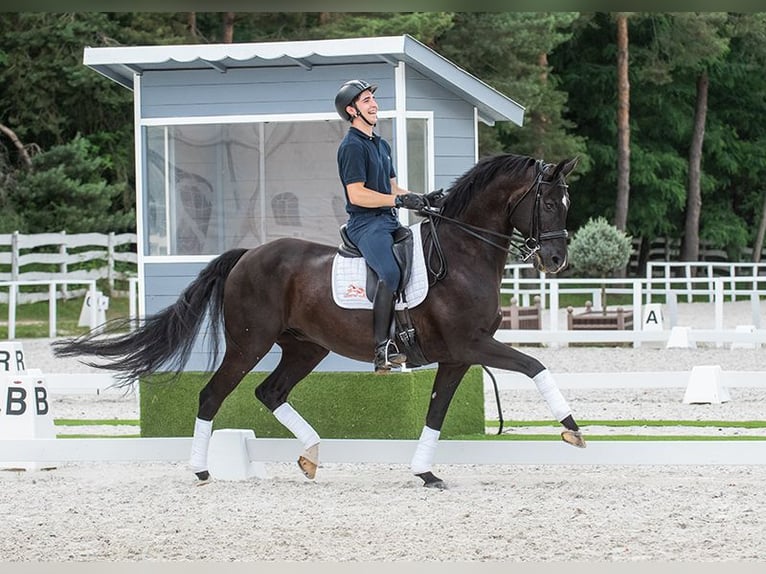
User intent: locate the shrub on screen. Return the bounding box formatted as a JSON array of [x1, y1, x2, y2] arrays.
[[568, 216, 633, 311]]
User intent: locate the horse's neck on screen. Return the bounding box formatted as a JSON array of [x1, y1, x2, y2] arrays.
[[431, 215, 512, 280]]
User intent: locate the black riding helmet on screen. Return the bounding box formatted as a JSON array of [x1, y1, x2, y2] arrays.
[[334, 79, 378, 121]]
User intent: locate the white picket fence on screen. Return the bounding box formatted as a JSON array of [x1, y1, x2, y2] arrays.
[[0, 231, 137, 304], [503, 261, 766, 307], [499, 264, 766, 348]]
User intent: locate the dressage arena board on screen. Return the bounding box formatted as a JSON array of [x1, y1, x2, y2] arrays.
[[3, 437, 766, 467], [3, 365, 765, 469]]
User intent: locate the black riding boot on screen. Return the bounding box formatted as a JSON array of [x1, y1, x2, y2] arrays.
[[372, 280, 406, 373]]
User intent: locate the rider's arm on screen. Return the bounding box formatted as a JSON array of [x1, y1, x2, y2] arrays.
[[346, 181, 398, 208]]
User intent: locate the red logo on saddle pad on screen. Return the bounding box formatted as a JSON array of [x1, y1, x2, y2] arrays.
[[345, 284, 366, 298]]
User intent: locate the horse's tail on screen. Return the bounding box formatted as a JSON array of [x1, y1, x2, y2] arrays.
[[51, 248, 249, 387]]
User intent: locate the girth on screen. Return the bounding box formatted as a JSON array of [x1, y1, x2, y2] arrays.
[[338, 224, 414, 300]]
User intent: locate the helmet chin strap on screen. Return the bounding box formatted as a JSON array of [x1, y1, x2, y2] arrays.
[[352, 105, 376, 128]]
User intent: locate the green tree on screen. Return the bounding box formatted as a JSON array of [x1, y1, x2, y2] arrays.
[[630, 13, 731, 262], [435, 12, 589, 166], [551, 12, 766, 268], [8, 136, 133, 233]]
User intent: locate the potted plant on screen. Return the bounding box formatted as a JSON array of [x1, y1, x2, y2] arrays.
[[567, 216, 633, 315]]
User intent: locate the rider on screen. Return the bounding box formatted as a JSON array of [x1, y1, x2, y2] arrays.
[[334, 79, 426, 373]]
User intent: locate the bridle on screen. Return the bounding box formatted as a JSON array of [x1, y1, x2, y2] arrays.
[[421, 160, 569, 283]]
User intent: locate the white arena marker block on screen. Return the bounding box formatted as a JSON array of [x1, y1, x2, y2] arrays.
[[0, 372, 56, 471], [683, 365, 731, 405], [642, 303, 664, 331], [666, 326, 696, 349], [0, 342, 27, 375], [731, 324, 758, 350], [208, 429, 268, 481]]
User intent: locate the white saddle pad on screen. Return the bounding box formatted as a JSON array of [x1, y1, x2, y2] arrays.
[[332, 221, 428, 310]]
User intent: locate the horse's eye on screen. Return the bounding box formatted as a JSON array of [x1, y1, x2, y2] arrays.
[[544, 201, 555, 210]]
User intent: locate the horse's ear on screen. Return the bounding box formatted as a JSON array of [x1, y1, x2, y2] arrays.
[[556, 157, 579, 178]]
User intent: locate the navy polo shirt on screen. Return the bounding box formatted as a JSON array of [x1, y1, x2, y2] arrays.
[[337, 127, 396, 215]]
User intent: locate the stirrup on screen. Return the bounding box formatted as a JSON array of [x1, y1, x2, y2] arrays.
[[374, 340, 406, 372]]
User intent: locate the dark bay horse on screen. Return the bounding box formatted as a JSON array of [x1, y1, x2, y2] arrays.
[[52, 153, 585, 489]]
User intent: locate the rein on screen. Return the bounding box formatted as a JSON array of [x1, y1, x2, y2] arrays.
[[421, 165, 568, 285]]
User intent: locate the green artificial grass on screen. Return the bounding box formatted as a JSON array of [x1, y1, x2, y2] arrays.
[[55, 418, 139, 426], [140, 367, 484, 440], [56, 434, 142, 439]]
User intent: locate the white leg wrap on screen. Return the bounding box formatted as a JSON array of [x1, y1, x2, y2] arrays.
[[273, 403, 320, 450], [532, 369, 572, 422], [189, 417, 213, 472], [410, 426, 440, 475]]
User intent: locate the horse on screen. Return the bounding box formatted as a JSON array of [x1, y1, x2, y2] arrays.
[[52, 152, 585, 489]]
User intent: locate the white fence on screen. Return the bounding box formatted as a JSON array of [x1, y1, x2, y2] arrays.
[[0, 231, 137, 304], [503, 261, 766, 307], [499, 265, 766, 347], [4, 437, 766, 467]]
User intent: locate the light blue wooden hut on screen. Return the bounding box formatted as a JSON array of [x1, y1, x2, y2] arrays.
[[84, 34, 525, 371]]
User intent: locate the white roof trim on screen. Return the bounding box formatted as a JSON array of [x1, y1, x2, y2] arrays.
[[84, 34, 524, 126]]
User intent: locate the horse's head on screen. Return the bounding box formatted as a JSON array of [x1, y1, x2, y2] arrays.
[[511, 157, 578, 274]]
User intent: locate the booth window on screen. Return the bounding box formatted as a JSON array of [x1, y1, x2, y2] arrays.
[[144, 117, 428, 256]]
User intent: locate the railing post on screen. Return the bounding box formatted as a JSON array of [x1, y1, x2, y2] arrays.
[[685, 263, 693, 302], [645, 262, 653, 304], [48, 282, 57, 338], [549, 280, 560, 349], [714, 278, 724, 348], [11, 231, 18, 281], [632, 280, 642, 348], [8, 281, 16, 340], [60, 230, 68, 299], [108, 231, 116, 293]]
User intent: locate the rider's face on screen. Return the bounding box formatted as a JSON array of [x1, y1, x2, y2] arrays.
[[348, 90, 377, 122]]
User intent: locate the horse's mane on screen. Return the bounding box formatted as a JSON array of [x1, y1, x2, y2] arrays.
[[439, 153, 538, 219]]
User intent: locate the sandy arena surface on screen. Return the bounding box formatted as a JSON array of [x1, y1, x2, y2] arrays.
[[2, 301, 766, 562]]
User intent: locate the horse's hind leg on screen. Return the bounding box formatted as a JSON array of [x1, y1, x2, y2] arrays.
[[190, 346, 266, 481], [254, 334, 329, 480]]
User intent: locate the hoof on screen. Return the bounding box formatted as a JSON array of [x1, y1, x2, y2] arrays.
[[416, 471, 447, 490], [297, 456, 317, 480], [195, 470, 210, 481], [561, 429, 587, 448]]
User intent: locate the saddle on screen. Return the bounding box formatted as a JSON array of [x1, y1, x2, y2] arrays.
[[336, 223, 428, 367], [338, 224, 414, 302]]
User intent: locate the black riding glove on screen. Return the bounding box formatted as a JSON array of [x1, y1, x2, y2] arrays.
[[395, 193, 426, 211], [424, 188, 447, 207]]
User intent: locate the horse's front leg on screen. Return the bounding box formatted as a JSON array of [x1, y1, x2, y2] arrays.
[[466, 337, 586, 448], [411, 362, 471, 490]]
